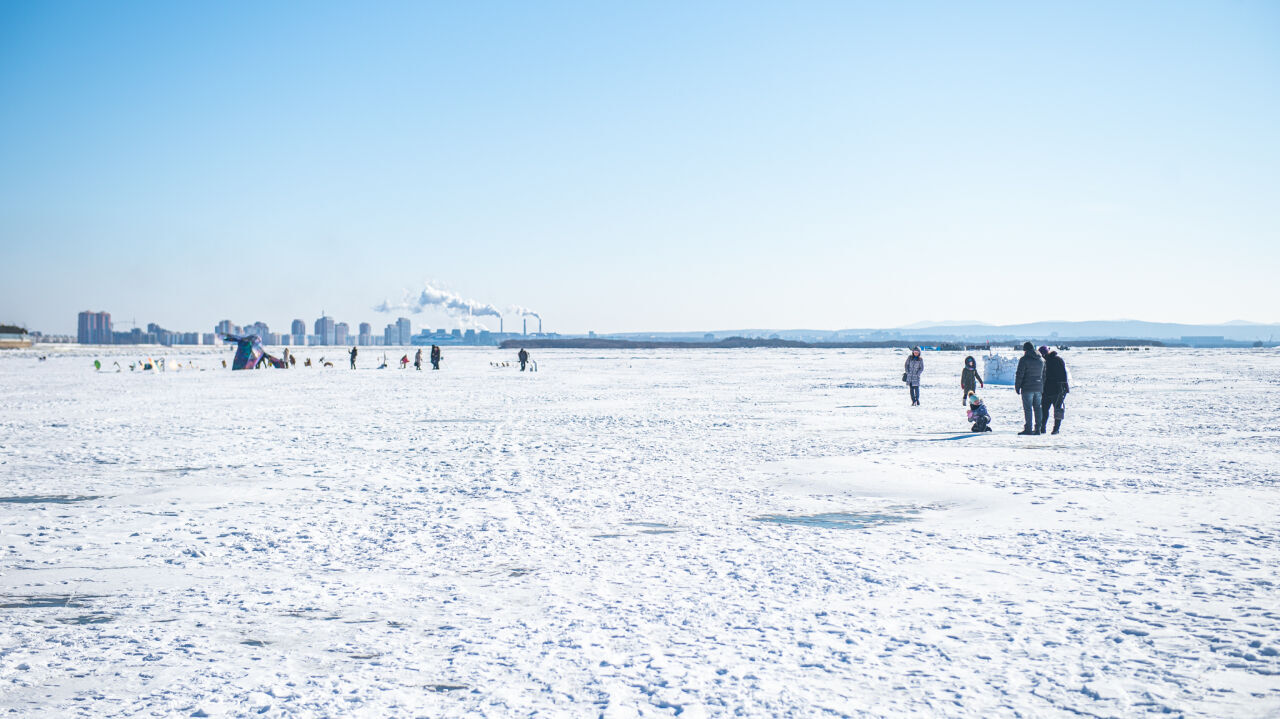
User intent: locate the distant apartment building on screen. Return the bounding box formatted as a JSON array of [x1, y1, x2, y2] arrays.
[[291, 319, 306, 336], [77, 311, 113, 344], [334, 322, 350, 346], [384, 323, 398, 346], [396, 317, 412, 345], [314, 316, 335, 345]]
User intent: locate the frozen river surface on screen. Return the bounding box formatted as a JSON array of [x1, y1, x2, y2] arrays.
[[1, 347, 1278, 717]]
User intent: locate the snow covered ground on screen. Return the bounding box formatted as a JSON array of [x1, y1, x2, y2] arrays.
[[1, 346, 1278, 717]]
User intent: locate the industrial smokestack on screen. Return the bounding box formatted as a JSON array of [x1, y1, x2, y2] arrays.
[[523, 318, 527, 336], [500, 316, 503, 334], [538, 317, 542, 334]]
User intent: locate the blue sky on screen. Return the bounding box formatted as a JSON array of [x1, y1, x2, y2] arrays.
[[2, 1, 1277, 334]]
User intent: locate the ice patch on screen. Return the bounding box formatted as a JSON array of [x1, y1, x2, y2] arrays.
[[753, 511, 917, 530], [0, 495, 102, 504]]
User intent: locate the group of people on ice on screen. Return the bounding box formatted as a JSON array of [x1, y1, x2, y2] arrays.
[[219, 333, 530, 374], [902, 343, 1070, 435]]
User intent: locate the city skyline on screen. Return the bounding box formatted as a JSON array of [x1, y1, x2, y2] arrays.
[[69, 308, 556, 347]]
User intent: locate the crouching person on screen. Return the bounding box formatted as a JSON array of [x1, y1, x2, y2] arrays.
[[967, 393, 992, 432]]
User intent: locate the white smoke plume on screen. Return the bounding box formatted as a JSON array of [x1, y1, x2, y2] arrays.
[[374, 282, 502, 319], [508, 304, 540, 320]]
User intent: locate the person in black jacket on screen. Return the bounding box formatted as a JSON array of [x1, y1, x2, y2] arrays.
[[1038, 345, 1069, 434], [960, 356, 984, 405], [1014, 341, 1045, 435], [518, 348, 529, 371], [430, 345, 442, 370], [349, 346, 358, 370]]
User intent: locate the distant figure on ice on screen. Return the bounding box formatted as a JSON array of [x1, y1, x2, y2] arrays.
[[1039, 345, 1069, 435], [960, 356, 984, 405], [903, 347, 924, 406], [349, 346, 358, 370], [967, 394, 992, 432], [430, 345, 441, 370], [518, 348, 529, 371], [1015, 342, 1045, 435], [414, 348, 423, 370], [400, 354, 410, 369], [93, 359, 101, 371]]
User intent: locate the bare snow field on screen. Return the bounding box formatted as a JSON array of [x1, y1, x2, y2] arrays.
[[1, 346, 1278, 718]]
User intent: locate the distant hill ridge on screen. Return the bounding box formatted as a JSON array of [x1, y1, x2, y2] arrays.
[[874, 320, 1279, 342]]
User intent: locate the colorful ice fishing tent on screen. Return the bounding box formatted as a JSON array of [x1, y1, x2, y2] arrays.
[[221, 334, 286, 370]]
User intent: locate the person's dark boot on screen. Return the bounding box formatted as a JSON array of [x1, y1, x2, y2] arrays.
[[1051, 419, 1061, 435], [1018, 426, 1034, 436]]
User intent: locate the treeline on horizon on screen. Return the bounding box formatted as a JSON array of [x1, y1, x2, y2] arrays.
[[499, 337, 1168, 351]]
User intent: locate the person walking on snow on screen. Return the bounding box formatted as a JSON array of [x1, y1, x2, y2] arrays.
[[518, 348, 529, 371], [349, 346, 357, 370], [1039, 345, 1069, 434], [430, 345, 441, 370], [414, 348, 423, 371], [904, 347, 924, 406], [961, 356, 984, 405], [1015, 341, 1045, 435]]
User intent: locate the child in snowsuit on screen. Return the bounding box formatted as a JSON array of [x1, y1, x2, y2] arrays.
[[967, 394, 992, 432], [961, 356, 984, 405]]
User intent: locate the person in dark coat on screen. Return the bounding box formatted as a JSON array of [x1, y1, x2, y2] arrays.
[[1038, 345, 1069, 434], [961, 356, 984, 405], [349, 346, 358, 370], [1014, 341, 1045, 435], [430, 345, 442, 370], [903, 347, 924, 406], [518, 348, 529, 371]]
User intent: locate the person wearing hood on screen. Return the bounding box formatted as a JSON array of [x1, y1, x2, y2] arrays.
[[414, 347, 424, 371], [960, 356, 984, 405], [1014, 341, 1045, 435], [903, 347, 924, 406], [967, 393, 992, 432], [1039, 345, 1069, 434], [349, 346, 358, 370]]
